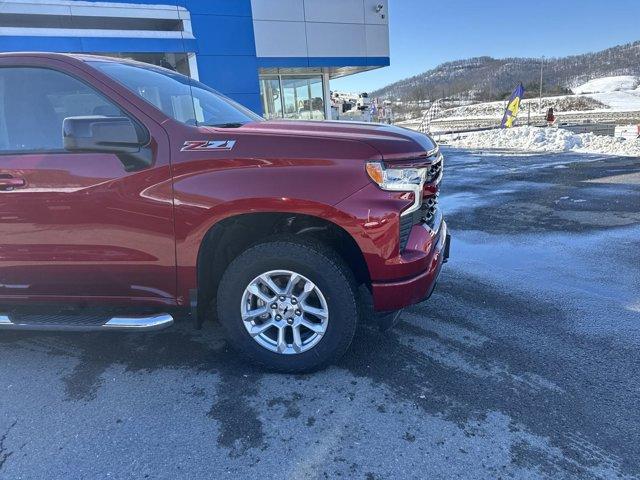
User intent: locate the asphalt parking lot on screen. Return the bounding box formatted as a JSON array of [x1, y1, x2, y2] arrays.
[[1, 147, 639, 479]]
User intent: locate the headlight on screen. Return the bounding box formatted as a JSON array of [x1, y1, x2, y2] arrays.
[[365, 162, 428, 190], [366, 161, 428, 216]]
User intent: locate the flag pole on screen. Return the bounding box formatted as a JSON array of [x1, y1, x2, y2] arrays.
[[539, 56, 545, 112]]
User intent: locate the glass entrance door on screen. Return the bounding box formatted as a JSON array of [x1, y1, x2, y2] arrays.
[[259, 75, 325, 120], [260, 76, 283, 119]]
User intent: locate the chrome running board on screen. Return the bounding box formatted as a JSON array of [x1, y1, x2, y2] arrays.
[[104, 314, 174, 330], [0, 313, 174, 332]]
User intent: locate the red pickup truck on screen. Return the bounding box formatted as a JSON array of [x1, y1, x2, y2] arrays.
[[0, 53, 449, 372]]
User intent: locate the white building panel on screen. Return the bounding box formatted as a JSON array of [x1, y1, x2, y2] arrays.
[[303, 0, 364, 24], [306, 23, 366, 58], [0, 1, 192, 41], [1, 0, 184, 18], [250, 0, 304, 21], [253, 20, 308, 57], [251, 0, 390, 61], [0, 1, 70, 15], [366, 24, 390, 57]]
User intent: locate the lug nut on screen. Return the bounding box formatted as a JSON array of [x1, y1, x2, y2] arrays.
[[291, 298, 297, 305], [271, 303, 278, 309], [279, 295, 286, 301], [275, 314, 282, 321], [287, 318, 294, 325], [295, 310, 302, 316]]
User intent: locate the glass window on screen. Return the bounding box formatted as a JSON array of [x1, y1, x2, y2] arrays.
[[282, 77, 309, 120], [309, 77, 325, 120], [91, 60, 262, 127], [260, 77, 283, 119], [0, 72, 7, 150], [0, 67, 124, 152], [261, 75, 325, 121], [92, 53, 191, 76]]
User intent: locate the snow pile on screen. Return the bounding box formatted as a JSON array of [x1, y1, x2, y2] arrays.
[[445, 126, 640, 156], [573, 76, 639, 94]]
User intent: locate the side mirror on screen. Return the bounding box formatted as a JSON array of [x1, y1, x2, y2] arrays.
[[63, 116, 152, 171]]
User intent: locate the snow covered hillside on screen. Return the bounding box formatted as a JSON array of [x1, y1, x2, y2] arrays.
[[418, 75, 640, 124], [570, 75, 640, 111], [443, 126, 640, 157], [374, 41, 640, 104], [573, 76, 639, 94], [588, 90, 640, 111]]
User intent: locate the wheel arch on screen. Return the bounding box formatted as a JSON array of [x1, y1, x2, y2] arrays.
[[193, 211, 370, 326]]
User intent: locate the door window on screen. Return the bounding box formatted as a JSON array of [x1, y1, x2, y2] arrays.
[[0, 67, 124, 153]]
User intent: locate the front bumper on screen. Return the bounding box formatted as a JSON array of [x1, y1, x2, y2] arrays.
[[371, 218, 450, 311]]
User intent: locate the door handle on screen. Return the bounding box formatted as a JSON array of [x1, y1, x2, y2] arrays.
[[0, 178, 26, 191]]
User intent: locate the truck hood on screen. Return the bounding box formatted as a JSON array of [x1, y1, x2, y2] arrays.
[[238, 120, 438, 162]]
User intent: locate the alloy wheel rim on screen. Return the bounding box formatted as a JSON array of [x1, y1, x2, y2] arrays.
[[240, 270, 329, 355]]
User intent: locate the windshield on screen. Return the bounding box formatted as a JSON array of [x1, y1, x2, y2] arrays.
[[89, 60, 262, 127]]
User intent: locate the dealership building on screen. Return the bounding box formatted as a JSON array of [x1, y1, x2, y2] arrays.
[[0, 0, 390, 119]]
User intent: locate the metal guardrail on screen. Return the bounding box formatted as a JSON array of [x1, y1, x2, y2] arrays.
[[561, 123, 616, 136], [401, 110, 640, 133]]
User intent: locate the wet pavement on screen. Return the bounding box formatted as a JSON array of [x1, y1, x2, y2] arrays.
[[1, 148, 639, 479]]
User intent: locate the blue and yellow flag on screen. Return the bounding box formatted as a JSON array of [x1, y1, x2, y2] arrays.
[[501, 83, 525, 128]]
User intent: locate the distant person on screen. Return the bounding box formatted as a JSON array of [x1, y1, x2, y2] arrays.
[[546, 107, 556, 126]]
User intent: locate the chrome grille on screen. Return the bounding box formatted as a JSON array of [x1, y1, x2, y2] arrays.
[[418, 194, 439, 226], [398, 151, 443, 251], [399, 194, 439, 251], [426, 155, 443, 184]]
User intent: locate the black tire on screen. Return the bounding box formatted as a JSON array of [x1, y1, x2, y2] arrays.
[[216, 239, 358, 373]]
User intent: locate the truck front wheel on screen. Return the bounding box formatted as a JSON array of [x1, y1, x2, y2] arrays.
[[216, 239, 358, 373]]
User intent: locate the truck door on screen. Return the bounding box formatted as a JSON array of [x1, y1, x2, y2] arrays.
[[0, 61, 176, 304]]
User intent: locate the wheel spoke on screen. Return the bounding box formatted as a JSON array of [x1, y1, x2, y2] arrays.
[[259, 274, 283, 296], [242, 305, 268, 321], [297, 280, 315, 303], [284, 273, 300, 295], [249, 320, 276, 337], [301, 319, 325, 334], [276, 325, 287, 353], [292, 325, 303, 353], [302, 304, 328, 320], [248, 283, 273, 303]]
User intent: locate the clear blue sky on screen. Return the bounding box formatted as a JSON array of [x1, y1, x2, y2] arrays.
[[332, 0, 640, 92]]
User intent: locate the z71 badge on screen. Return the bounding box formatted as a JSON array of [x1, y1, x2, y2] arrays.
[[181, 140, 236, 152]]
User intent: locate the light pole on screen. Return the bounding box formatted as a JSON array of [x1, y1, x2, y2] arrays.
[[539, 56, 545, 112]]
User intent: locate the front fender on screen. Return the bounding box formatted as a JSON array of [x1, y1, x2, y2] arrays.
[[174, 194, 372, 305]]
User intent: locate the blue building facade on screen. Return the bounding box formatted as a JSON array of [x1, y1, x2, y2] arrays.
[[0, 0, 390, 118]]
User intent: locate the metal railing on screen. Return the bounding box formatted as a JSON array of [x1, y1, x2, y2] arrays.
[[402, 110, 640, 133]]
